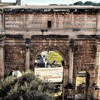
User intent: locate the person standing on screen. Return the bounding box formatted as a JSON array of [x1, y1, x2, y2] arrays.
[[61, 60, 64, 67], [12, 66, 22, 78]]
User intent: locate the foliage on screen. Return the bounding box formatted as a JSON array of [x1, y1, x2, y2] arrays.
[[72, 1, 100, 6], [92, 2, 97, 6], [0, 70, 54, 100], [49, 4, 58, 6], [97, 3, 100, 6], [45, 51, 63, 64], [84, 1, 95, 5], [49, 2, 100, 6], [73, 1, 83, 5]]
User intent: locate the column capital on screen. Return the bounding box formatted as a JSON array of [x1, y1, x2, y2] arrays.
[[26, 43, 31, 50], [69, 39, 78, 52], [25, 38, 31, 50], [69, 39, 74, 52]]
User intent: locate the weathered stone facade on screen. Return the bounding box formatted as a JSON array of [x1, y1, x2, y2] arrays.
[[0, 6, 100, 99]]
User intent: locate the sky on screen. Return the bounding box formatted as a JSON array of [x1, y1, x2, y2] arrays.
[[1, 0, 100, 5]]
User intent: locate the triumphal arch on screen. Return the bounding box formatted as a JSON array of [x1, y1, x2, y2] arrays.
[[0, 5, 100, 99]]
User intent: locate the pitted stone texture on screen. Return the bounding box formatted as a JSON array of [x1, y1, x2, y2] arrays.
[[4, 45, 26, 75]]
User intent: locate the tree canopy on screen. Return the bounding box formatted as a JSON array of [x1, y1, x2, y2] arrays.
[[73, 1, 83, 5], [0, 71, 54, 100], [49, 1, 100, 6], [46, 51, 63, 64], [84, 1, 95, 5], [72, 1, 100, 6]]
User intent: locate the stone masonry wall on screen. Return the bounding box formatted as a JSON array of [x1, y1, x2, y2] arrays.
[[74, 39, 96, 85], [74, 39, 97, 98], [4, 14, 97, 30], [3, 14, 99, 37], [4, 45, 26, 75]]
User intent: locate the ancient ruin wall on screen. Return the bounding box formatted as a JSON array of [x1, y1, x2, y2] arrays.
[[4, 14, 97, 30], [4, 40, 26, 76], [3, 14, 98, 37], [74, 39, 96, 85]]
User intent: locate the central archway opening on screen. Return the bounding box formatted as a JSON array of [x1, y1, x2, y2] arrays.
[[34, 50, 64, 99]]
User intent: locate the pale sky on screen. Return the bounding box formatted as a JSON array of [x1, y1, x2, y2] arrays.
[[1, 0, 100, 5]]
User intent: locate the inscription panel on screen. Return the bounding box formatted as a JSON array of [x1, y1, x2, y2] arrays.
[[5, 14, 97, 31], [63, 14, 96, 29], [5, 14, 45, 30]]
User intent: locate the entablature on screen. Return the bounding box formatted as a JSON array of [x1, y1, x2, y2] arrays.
[[0, 6, 100, 14]]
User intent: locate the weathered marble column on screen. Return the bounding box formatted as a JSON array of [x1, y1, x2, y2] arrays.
[[0, 40, 4, 78], [69, 48, 74, 83], [25, 48, 30, 70], [69, 40, 74, 84], [25, 39, 31, 70], [96, 14, 100, 32], [96, 43, 100, 86]]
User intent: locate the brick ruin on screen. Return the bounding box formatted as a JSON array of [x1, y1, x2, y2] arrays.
[[0, 6, 100, 99]]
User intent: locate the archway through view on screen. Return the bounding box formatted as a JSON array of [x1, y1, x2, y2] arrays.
[[75, 71, 90, 100], [34, 50, 64, 99]]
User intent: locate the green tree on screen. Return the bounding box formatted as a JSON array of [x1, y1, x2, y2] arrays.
[[49, 4, 58, 6], [73, 1, 83, 5], [84, 1, 94, 5], [46, 51, 63, 64], [97, 2, 100, 6], [0, 71, 54, 100], [92, 2, 97, 6]]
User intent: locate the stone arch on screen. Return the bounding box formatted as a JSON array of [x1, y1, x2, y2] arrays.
[[30, 43, 70, 100], [30, 45, 69, 69]]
